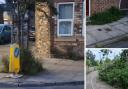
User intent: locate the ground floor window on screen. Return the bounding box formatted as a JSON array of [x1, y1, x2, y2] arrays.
[[57, 2, 74, 36]]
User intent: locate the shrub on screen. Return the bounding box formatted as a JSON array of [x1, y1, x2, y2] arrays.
[[52, 45, 84, 60], [90, 7, 122, 25], [99, 59, 128, 89], [0, 55, 9, 73], [20, 49, 43, 75], [52, 47, 66, 59]]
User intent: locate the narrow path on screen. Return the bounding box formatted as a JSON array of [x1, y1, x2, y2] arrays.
[[86, 71, 117, 89]]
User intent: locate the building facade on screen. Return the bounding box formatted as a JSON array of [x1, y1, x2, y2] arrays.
[[86, 0, 128, 16], [52, 0, 84, 58]]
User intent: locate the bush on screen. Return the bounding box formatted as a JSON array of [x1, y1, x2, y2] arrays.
[[66, 46, 83, 60], [52, 46, 84, 60], [20, 49, 43, 75], [99, 59, 128, 89], [0, 55, 9, 73], [90, 7, 122, 25], [52, 47, 66, 59]]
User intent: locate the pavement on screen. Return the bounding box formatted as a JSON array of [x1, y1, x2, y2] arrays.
[[86, 17, 128, 48], [86, 71, 116, 89], [0, 58, 84, 88]]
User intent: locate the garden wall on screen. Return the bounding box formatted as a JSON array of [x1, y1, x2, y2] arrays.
[[91, 0, 120, 15]]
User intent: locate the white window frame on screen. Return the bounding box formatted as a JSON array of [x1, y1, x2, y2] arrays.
[[57, 2, 75, 37]]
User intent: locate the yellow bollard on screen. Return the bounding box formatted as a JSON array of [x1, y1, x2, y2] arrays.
[[9, 44, 20, 74]]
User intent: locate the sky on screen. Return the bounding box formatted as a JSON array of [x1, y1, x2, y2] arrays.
[[0, 0, 5, 4], [86, 48, 123, 60]]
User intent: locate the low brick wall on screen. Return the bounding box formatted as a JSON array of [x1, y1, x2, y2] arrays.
[[91, 0, 120, 15], [52, 37, 84, 59]]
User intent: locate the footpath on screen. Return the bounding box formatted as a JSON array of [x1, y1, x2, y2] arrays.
[[86, 17, 128, 47]]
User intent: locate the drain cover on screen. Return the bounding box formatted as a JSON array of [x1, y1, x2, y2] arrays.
[[97, 29, 102, 31]]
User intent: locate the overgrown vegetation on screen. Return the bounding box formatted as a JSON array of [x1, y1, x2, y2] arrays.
[[52, 46, 84, 60], [0, 55, 9, 73], [86, 50, 99, 74], [86, 50, 98, 67], [90, 7, 122, 25], [20, 49, 43, 75], [99, 50, 128, 89]]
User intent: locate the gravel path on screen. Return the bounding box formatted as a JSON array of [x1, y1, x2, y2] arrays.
[[86, 71, 117, 89]]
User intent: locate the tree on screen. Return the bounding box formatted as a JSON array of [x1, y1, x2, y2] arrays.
[[120, 50, 128, 61], [100, 49, 112, 59], [5, 0, 56, 58], [86, 50, 97, 66]]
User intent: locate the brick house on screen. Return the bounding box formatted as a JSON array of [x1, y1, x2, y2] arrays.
[[86, 0, 128, 16], [34, 0, 84, 59], [52, 0, 84, 58]]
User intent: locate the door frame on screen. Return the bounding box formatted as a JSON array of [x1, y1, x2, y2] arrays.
[[87, 0, 91, 16], [119, 0, 128, 10]]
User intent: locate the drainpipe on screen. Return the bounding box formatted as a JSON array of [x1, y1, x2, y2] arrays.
[[83, 0, 85, 37]]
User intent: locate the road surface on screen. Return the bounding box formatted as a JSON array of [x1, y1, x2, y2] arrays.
[[86, 71, 116, 89], [0, 85, 84, 89]]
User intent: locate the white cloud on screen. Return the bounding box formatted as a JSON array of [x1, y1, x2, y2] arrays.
[[0, 0, 5, 4]]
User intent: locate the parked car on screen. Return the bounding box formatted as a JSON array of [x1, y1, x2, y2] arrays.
[[0, 24, 12, 44]]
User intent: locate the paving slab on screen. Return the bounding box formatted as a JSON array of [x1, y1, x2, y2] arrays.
[[86, 34, 97, 45], [118, 17, 128, 22], [86, 17, 128, 47], [108, 21, 121, 26], [103, 26, 125, 37], [87, 27, 112, 42], [112, 24, 128, 33]]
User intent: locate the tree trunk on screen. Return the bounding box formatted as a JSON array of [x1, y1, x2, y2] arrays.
[[35, 2, 51, 59]]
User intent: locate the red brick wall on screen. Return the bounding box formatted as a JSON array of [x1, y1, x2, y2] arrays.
[[91, 0, 120, 15], [52, 0, 84, 59]]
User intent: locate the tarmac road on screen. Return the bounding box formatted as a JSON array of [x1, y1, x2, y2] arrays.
[[0, 85, 84, 89]]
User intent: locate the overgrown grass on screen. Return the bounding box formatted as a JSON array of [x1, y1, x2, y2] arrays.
[[90, 7, 123, 25], [20, 49, 43, 75], [0, 55, 9, 73]]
